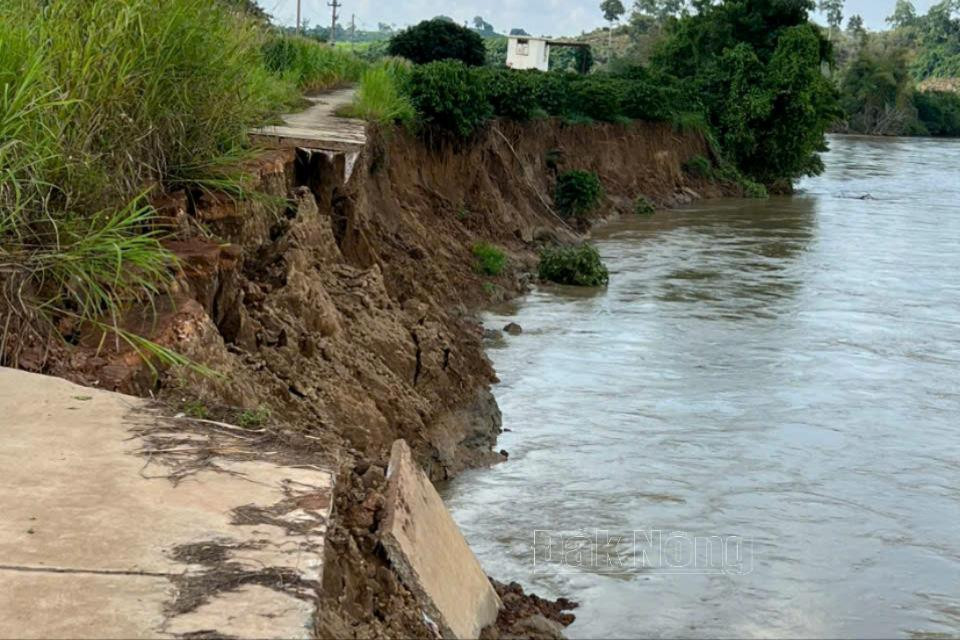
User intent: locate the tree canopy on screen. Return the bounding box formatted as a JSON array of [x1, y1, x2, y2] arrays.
[[387, 19, 487, 66], [653, 0, 838, 185]]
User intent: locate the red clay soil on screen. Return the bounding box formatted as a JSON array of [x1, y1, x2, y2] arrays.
[[4, 117, 727, 638]]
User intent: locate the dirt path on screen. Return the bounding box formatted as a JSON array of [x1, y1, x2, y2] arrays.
[[251, 87, 366, 152]]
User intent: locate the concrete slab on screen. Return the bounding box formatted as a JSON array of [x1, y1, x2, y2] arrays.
[[250, 88, 366, 153], [380, 440, 501, 639], [0, 367, 334, 639]]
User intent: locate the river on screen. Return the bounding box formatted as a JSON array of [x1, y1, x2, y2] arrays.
[[441, 135, 960, 638]]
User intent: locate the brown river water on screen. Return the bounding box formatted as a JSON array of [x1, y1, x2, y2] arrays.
[[441, 135, 960, 638]]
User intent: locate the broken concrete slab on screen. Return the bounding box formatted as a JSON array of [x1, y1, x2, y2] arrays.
[[0, 367, 333, 639], [250, 88, 366, 153], [380, 439, 501, 639]]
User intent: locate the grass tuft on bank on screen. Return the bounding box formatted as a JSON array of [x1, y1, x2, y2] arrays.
[[0, 0, 362, 369]]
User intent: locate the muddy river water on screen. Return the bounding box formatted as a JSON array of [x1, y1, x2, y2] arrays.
[[441, 135, 960, 638]]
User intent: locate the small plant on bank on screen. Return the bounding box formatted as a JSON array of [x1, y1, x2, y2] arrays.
[[741, 179, 769, 199], [238, 406, 271, 428], [634, 195, 656, 215], [538, 245, 610, 287], [683, 154, 713, 178], [555, 170, 603, 219], [472, 243, 507, 276]]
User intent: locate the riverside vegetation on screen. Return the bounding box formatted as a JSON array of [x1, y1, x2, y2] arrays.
[[0, 0, 365, 366], [1, 0, 842, 361]]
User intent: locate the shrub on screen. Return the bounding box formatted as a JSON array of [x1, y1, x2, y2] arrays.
[[405, 60, 492, 138], [555, 170, 603, 218], [538, 245, 609, 287], [742, 179, 769, 199], [472, 243, 506, 276], [387, 19, 486, 66], [532, 71, 575, 116], [339, 58, 414, 125], [479, 68, 539, 121], [683, 155, 713, 178], [634, 195, 655, 215], [570, 76, 625, 122]]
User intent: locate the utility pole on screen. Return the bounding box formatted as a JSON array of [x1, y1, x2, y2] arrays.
[[328, 0, 341, 44], [296, 0, 301, 33], [350, 13, 356, 40]]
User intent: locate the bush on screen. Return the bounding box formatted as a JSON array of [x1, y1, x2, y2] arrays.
[[387, 19, 486, 66], [555, 170, 603, 218], [569, 76, 625, 122], [479, 68, 539, 121], [530, 72, 574, 116], [405, 60, 492, 138], [634, 195, 655, 215], [683, 155, 712, 178], [538, 245, 609, 287], [472, 243, 506, 276], [339, 58, 414, 125]]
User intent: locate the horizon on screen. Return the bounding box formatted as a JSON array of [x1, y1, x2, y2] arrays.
[[259, 0, 941, 38]]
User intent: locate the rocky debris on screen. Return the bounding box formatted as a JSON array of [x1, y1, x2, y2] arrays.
[[503, 323, 523, 336], [483, 328, 505, 341], [483, 580, 578, 640]]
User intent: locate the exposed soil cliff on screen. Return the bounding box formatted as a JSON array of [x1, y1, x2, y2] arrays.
[[9, 117, 721, 637]]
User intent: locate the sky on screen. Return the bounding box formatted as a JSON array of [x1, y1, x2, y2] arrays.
[[260, 0, 941, 38]]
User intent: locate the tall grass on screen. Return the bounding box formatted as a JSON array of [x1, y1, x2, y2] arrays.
[[338, 58, 415, 126], [263, 35, 367, 93], [0, 0, 333, 370]]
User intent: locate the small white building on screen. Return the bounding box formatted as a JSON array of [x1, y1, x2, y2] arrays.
[[506, 36, 551, 71]]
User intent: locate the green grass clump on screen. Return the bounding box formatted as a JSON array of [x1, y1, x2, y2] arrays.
[[0, 0, 310, 369], [472, 243, 507, 276], [538, 245, 609, 287], [555, 170, 603, 219], [238, 406, 271, 428], [339, 58, 414, 126], [634, 196, 656, 215], [262, 34, 366, 92], [683, 155, 713, 178]]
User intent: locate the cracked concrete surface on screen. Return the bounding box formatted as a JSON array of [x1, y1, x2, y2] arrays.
[[0, 367, 333, 639]]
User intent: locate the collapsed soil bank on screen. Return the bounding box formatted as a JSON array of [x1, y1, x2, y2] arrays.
[[12, 117, 722, 637]]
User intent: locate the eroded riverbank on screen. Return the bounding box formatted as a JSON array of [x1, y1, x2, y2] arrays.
[[444, 135, 960, 638]]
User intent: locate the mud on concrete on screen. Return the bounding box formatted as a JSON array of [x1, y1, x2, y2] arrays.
[[4, 116, 727, 637]]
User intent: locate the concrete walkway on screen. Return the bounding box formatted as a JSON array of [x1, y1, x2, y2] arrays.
[[250, 87, 366, 152], [0, 368, 334, 639]]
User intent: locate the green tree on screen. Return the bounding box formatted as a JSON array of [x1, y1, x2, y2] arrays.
[[388, 19, 487, 66], [601, 0, 626, 50], [634, 0, 688, 23], [602, 0, 626, 22], [887, 0, 918, 28], [847, 14, 866, 41], [818, 0, 844, 40], [473, 16, 496, 35], [653, 0, 838, 186]]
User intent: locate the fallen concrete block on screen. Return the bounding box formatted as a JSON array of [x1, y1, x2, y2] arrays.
[[380, 439, 501, 639]]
